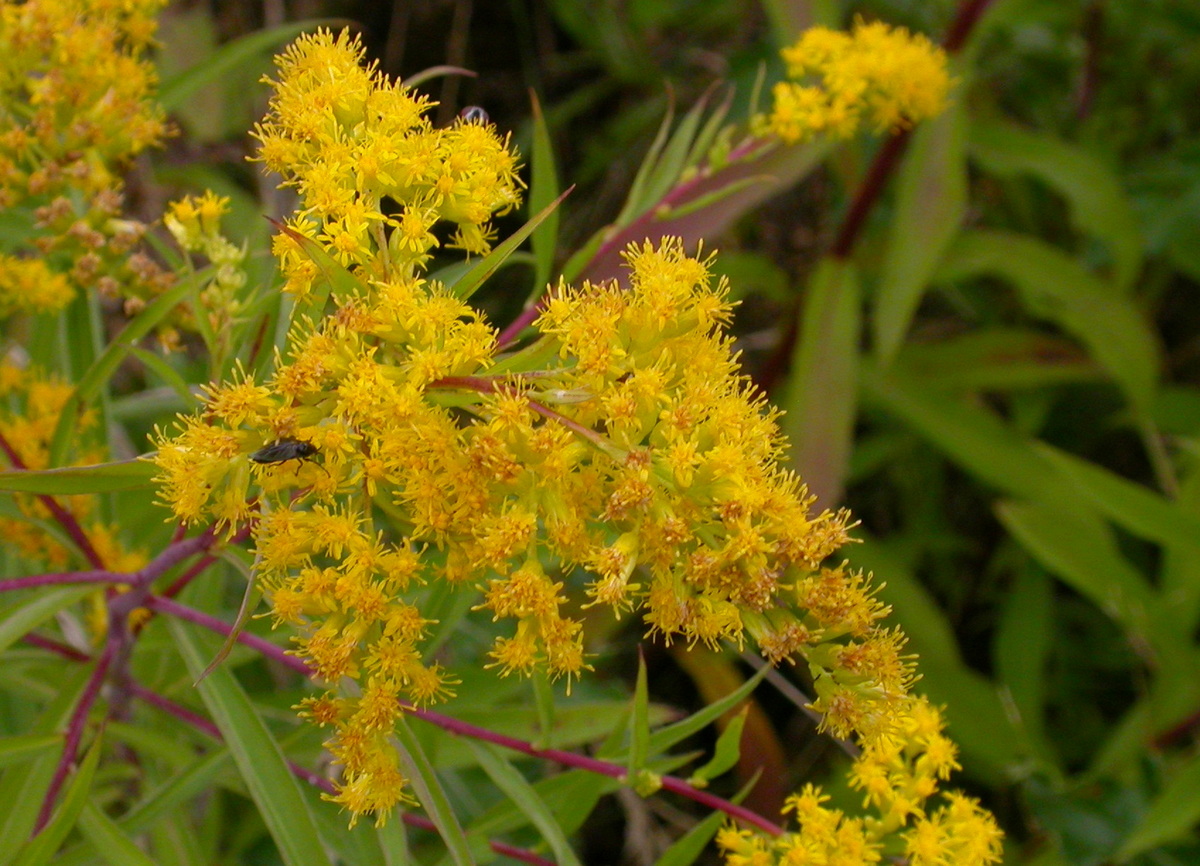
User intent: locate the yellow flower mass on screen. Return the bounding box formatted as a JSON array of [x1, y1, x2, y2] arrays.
[[150, 25, 1000, 859], [762, 18, 951, 144]]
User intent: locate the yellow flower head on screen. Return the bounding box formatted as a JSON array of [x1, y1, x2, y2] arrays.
[[762, 18, 951, 144], [252, 28, 523, 279]]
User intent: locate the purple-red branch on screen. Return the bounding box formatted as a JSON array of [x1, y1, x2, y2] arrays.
[[33, 643, 114, 833], [148, 594, 785, 836]]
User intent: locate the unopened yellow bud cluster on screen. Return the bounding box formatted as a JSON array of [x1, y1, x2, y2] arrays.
[[0, 0, 171, 317], [762, 18, 951, 145]]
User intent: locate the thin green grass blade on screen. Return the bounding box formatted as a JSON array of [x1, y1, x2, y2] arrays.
[[688, 707, 747, 786], [395, 715, 475, 866], [0, 736, 59, 770], [645, 664, 769, 757], [77, 802, 158, 866], [0, 667, 89, 859], [0, 588, 95, 657], [628, 653, 651, 775], [169, 619, 333, 866], [875, 100, 967, 363], [528, 91, 561, 294], [0, 460, 156, 496], [466, 741, 582, 866], [782, 257, 860, 507], [48, 268, 212, 467], [11, 736, 103, 866], [448, 188, 571, 301]]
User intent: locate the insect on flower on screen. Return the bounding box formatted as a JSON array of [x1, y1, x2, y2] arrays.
[[457, 105, 489, 124], [250, 438, 319, 469]]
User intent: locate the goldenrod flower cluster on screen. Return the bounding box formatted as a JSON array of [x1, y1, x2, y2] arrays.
[[718, 697, 1003, 866], [0, 0, 171, 318], [761, 18, 951, 144], [251, 27, 522, 294], [0, 361, 145, 575], [150, 25, 991, 839]]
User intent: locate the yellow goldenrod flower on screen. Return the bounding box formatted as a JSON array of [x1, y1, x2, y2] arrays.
[[252, 28, 522, 281], [761, 18, 951, 145], [152, 26, 983, 832], [0, 361, 144, 586]]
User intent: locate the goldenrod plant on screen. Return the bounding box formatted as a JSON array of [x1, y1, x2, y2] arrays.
[[4, 1, 1197, 865]]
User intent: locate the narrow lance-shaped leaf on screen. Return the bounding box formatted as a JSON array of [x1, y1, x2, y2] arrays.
[[783, 257, 860, 507], [875, 99, 967, 362], [528, 90, 561, 295], [48, 267, 213, 468], [168, 620, 334, 866], [970, 118, 1143, 292], [10, 736, 103, 866], [936, 230, 1159, 412], [467, 740, 582, 866], [395, 716, 475, 866]]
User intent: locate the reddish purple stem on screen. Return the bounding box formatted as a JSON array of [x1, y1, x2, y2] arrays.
[[33, 643, 114, 833], [149, 594, 785, 836]]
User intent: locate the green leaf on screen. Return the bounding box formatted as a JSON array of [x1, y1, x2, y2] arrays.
[[53, 747, 235, 866], [375, 818, 410, 866], [628, 653, 651, 775], [993, 567, 1059, 773], [892, 329, 1098, 391], [875, 99, 968, 362], [970, 119, 1143, 292], [937, 229, 1159, 411], [48, 268, 212, 468], [630, 94, 711, 219], [466, 741, 581, 866], [0, 668, 90, 858], [159, 22, 326, 111], [448, 188, 571, 301], [531, 673, 555, 750], [467, 767, 616, 840], [394, 715, 474, 866], [128, 346, 198, 408], [11, 735, 103, 866], [613, 101, 676, 228], [194, 554, 259, 685], [0, 588, 95, 657], [1035, 444, 1200, 551], [782, 257, 860, 506], [657, 811, 725, 866], [528, 92, 561, 294], [688, 707, 747, 786], [861, 357, 1094, 503], [996, 499, 1154, 640], [1116, 750, 1200, 860], [77, 802, 158, 866], [645, 665, 769, 757], [168, 619, 334, 866], [0, 460, 156, 495], [0, 736, 59, 771]]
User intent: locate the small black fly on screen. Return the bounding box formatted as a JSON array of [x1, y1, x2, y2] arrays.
[[249, 438, 318, 467]]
